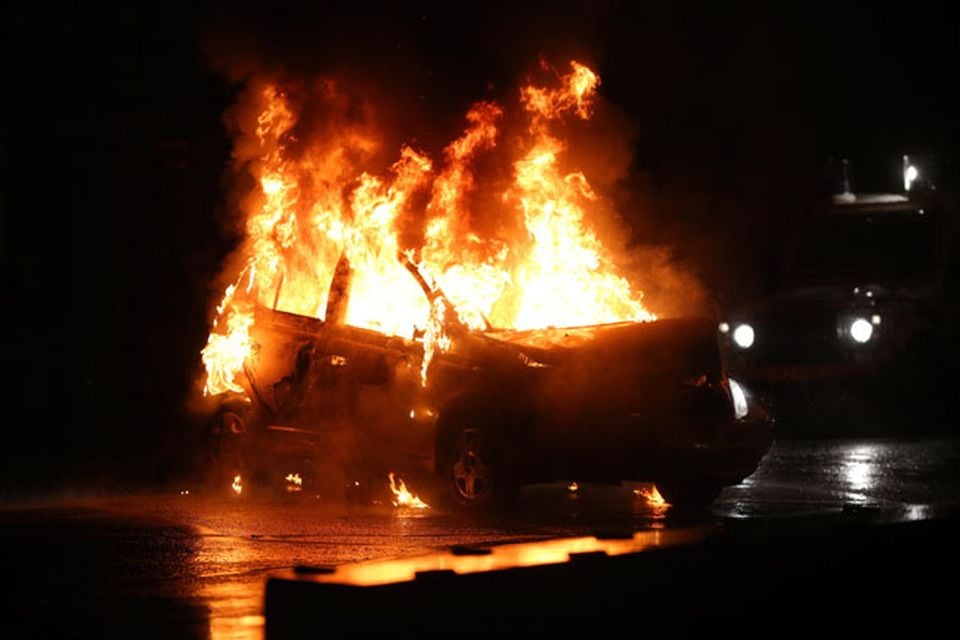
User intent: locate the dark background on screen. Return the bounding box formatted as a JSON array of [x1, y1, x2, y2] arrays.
[[3, 1, 957, 493]]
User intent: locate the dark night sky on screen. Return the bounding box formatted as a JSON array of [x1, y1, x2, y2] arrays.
[[2, 1, 957, 492]]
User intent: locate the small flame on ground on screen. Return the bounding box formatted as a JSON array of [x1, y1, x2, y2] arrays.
[[285, 473, 303, 492], [634, 484, 669, 506], [388, 472, 429, 509], [231, 474, 243, 496], [567, 482, 579, 493]]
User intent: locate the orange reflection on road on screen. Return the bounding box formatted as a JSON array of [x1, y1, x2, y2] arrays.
[[289, 525, 711, 588]]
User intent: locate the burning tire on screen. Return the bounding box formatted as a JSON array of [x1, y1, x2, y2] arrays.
[[437, 409, 520, 510], [653, 478, 722, 508]]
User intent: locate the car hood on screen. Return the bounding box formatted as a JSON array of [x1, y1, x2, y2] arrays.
[[482, 317, 724, 382]]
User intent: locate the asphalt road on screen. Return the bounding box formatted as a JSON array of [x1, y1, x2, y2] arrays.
[[2, 437, 959, 638]]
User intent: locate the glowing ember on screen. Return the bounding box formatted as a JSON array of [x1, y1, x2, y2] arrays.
[[634, 484, 669, 506], [201, 60, 657, 396], [388, 472, 429, 509], [567, 482, 580, 493], [231, 474, 244, 496], [285, 473, 303, 492]]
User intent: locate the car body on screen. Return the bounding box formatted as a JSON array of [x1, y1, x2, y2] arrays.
[[721, 190, 958, 429], [208, 254, 773, 508]]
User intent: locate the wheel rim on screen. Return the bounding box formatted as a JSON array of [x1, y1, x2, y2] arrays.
[[452, 428, 490, 501]]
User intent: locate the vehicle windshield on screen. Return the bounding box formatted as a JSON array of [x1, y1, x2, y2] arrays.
[[792, 212, 937, 281]]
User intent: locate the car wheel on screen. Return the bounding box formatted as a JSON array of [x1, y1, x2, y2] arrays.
[[208, 405, 254, 496], [654, 479, 722, 508], [439, 414, 519, 511]]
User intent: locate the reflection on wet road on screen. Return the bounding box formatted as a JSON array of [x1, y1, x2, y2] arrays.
[[2, 437, 958, 639]]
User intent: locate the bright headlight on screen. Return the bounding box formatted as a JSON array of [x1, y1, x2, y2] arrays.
[[849, 317, 873, 343], [728, 378, 749, 420], [732, 323, 755, 349]]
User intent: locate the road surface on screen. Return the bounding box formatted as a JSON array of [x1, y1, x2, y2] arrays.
[[2, 437, 959, 638]]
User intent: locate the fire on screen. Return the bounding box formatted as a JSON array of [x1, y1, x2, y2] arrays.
[[201, 60, 655, 396], [285, 473, 303, 492], [388, 472, 429, 510], [201, 289, 253, 396], [231, 474, 243, 496], [635, 484, 669, 507]]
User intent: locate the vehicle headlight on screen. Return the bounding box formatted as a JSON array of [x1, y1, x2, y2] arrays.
[[848, 317, 873, 344], [732, 323, 755, 349], [728, 378, 749, 420]]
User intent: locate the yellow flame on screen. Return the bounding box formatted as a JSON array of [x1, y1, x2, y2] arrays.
[[285, 473, 302, 492], [202, 61, 656, 396], [388, 472, 429, 509], [231, 474, 243, 496], [201, 300, 253, 397], [421, 297, 452, 386], [634, 484, 669, 506]]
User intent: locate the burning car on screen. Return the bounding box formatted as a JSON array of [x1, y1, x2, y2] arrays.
[[721, 158, 958, 429], [206, 252, 772, 508], [198, 60, 773, 508]]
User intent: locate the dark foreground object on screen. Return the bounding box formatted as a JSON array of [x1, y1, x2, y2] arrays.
[[267, 512, 959, 637]]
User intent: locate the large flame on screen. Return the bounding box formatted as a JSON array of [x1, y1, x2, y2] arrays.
[[201, 60, 654, 396]]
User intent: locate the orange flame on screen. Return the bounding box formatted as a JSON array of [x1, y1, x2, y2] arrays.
[[285, 473, 303, 492], [388, 472, 429, 509], [634, 484, 669, 506], [201, 60, 655, 396]]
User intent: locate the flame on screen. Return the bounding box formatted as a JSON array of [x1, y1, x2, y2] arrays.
[[231, 474, 243, 496], [421, 297, 452, 386], [388, 472, 429, 509], [285, 473, 303, 492], [201, 60, 655, 396], [634, 484, 669, 506], [201, 296, 253, 396]]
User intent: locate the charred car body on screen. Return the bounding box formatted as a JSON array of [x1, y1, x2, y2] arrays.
[[722, 161, 958, 430], [208, 254, 773, 508]]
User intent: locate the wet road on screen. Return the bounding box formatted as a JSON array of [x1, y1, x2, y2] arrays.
[[2, 437, 959, 638]]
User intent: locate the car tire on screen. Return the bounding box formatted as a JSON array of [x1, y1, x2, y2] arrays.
[[654, 479, 722, 508], [208, 403, 256, 496], [437, 410, 520, 511]]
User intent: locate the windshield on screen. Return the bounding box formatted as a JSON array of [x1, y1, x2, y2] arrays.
[[792, 212, 937, 281]]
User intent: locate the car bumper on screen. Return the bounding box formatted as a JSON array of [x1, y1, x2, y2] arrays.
[[656, 416, 775, 486]]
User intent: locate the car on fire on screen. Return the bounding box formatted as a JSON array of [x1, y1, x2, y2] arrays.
[[720, 162, 959, 429], [207, 253, 773, 508]]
